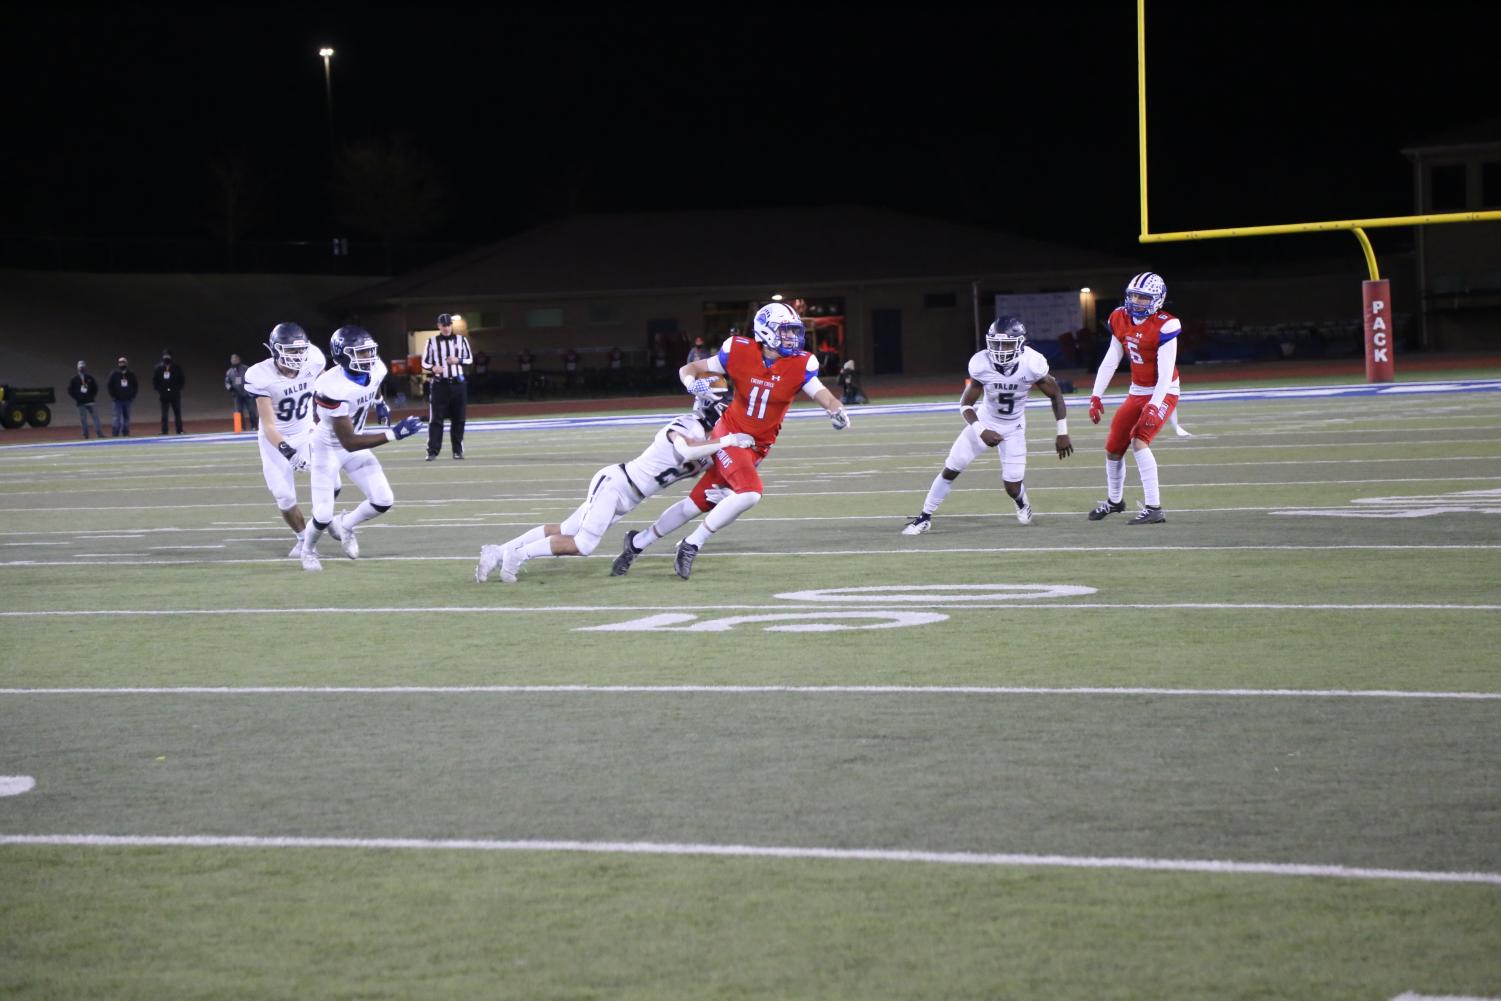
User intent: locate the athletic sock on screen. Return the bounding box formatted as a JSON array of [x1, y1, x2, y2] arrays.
[[640, 498, 704, 550], [520, 537, 555, 562], [1133, 447, 1160, 507], [688, 491, 761, 547], [1106, 457, 1126, 503], [921, 473, 954, 515], [343, 500, 382, 528], [1012, 483, 1029, 510]]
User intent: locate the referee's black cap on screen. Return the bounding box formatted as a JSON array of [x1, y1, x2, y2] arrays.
[[437, 313, 453, 327]]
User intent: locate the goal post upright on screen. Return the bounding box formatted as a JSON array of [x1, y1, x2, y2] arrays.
[[1134, 1, 1501, 381]]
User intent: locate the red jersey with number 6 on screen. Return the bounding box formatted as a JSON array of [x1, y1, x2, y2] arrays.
[[718, 336, 820, 446], [1107, 307, 1181, 392]]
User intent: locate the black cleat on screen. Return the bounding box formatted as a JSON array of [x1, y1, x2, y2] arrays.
[[1127, 504, 1166, 525], [611, 531, 641, 576], [1088, 498, 1126, 521], [674, 540, 699, 579], [425, 453, 438, 462]]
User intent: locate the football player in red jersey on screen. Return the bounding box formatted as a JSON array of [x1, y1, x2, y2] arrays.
[[611, 301, 850, 578], [1086, 272, 1182, 524]]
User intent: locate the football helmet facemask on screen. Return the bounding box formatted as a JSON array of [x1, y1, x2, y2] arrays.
[[265, 322, 310, 374], [1124, 272, 1167, 321], [330, 325, 380, 374], [985, 316, 1027, 368], [694, 389, 730, 432], [751, 302, 806, 357]]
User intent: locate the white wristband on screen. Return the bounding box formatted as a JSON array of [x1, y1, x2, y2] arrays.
[[960, 404, 977, 418], [1056, 419, 1069, 435], [384, 428, 396, 442], [679, 370, 697, 391]]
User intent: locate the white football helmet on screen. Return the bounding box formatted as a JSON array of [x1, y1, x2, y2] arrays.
[[751, 302, 806, 357], [985, 316, 1027, 368], [1124, 272, 1167, 321]]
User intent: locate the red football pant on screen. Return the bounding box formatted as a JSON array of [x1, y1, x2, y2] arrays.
[[1105, 393, 1179, 453]]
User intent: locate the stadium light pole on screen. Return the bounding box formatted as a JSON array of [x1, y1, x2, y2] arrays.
[[318, 47, 336, 159]]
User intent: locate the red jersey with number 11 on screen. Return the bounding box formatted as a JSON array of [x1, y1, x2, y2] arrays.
[[1107, 306, 1181, 392], [718, 336, 819, 446]]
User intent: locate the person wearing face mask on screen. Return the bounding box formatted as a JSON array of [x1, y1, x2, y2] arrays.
[[67, 360, 103, 439], [153, 349, 187, 434], [107, 356, 138, 436]]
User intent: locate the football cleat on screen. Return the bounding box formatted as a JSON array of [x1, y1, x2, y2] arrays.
[[1128, 504, 1166, 525], [287, 538, 304, 559], [610, 530, 641, 577], [476, 544, 505, 583], [499, 543, 525, 584], [900, 513, 932, 535], [1174, 424, 1194, 437], [300, 547, 323, 572], [674, 540, 699, 579], [1088, 498, 1126, 521], [329, 514, 359, 559], [1016, 504, 1034, 526]]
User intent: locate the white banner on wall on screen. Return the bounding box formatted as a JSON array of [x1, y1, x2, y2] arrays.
[[993, 292, 1084, 342]]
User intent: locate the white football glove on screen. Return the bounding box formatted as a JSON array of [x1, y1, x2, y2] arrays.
[[704, 485, 734, 505], [721, 432, 756, 449], [830, 407, 851, 431], [687, 378, 718, 399]]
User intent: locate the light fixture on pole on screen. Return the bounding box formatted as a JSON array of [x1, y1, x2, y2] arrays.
[[318, 47, 336, 158]]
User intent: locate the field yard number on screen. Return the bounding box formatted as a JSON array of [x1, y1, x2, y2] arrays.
[[0, 776, 36, 797], [578, 611, 948, 633], [775, 584, 1097, 604]]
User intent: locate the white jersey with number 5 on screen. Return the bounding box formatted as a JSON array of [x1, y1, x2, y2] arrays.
[[619, 414, 715, 499], [966, 346, 1050, 429], [311, 359, 388, 452], [244, 345, 327, 443]]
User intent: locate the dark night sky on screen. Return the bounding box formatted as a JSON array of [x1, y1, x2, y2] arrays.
[[3, 3, 1495, 268]]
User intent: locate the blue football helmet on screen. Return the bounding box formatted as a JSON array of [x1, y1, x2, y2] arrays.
[[1124, 272, 1167, 321], [265, 322, 310, 373], [330, 325, 380, 374], [985, 315, 1027, 368], [752, 302, 805, 357]]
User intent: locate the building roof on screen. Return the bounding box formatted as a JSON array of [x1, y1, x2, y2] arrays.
[[329, 205, 1142, 308], [1402, 117, 1501, 156]]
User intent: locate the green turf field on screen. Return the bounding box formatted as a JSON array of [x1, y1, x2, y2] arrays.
[[3, 381, 1500, 1000]]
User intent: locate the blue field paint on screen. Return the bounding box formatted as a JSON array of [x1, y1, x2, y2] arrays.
[[5, 379, 1501, 451]]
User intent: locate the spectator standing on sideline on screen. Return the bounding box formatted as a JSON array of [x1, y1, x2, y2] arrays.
[[563, 346, 580, 390], [107, 355, 138, 436], [67, 360, 103, 438], [225, 353, 256, 431], [838, 359, 868, 404], [686, 336, 713, 364], [153, 349, 186, 434], [423, 312, 473, 460]]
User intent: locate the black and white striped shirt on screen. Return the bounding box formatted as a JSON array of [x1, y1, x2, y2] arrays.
[[423, 333, 473, 382]]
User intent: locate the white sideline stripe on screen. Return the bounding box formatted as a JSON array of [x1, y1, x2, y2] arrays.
[[1, 833, 1497, 884], [1391, 994, 1501, 1001], [4, 684, 1497, 700], [4, 546, 1500, 569], [6, 473, 1501, 510], [2, 601, 1499, 618]]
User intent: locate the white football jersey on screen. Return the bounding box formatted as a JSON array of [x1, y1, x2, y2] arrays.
[[244, 345, 327, 441], [620, 414, 714, 498], [311, 359, 388, 449], [966, 346, 1050, 427]]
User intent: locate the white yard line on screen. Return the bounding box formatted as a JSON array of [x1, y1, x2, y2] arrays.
[[0, 833, 1495, 885], [3, 684, 1496, 699], [2, 600, 1499, 617]]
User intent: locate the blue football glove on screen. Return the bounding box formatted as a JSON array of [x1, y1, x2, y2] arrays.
[[390, 416, 425, 441], [830, 407, 851, 431], [687, 378, 718, 399], [374, 400, 390, 424]]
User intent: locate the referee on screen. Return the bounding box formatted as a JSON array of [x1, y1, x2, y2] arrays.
[[423, 312, 473, 460]]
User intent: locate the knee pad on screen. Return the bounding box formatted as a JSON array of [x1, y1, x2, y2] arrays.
[[371, 503, 391, 514]]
